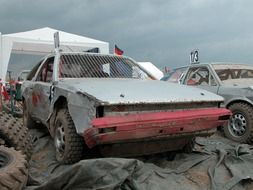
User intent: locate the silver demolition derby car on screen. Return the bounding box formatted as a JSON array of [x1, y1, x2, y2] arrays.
[[22, 53, 231, 164], [162, 63, 253, 143]]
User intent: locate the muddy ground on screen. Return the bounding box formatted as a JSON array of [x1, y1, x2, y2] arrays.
[[21, 127, 253, 190]]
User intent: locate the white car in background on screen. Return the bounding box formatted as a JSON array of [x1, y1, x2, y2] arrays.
[[162, 63, 253, 143]]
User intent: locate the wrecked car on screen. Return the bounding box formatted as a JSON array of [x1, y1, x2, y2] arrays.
[[162, 63, 253, 143], [22, 52, 230, 164]]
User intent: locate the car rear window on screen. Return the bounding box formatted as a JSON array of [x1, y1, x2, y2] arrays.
[[213, 64, 253, 81]]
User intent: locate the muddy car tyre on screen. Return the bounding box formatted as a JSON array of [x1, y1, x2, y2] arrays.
[[0, 111, 33, 160], [54, 108, 84, 164], [23, 100, 36, 129], [224, 103, 253, 143], [0, 146, 28, 190]]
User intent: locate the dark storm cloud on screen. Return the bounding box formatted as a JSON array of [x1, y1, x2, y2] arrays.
[[1, 0, 253, 71]]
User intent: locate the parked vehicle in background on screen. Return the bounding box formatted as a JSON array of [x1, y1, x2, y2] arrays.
[[22, 52, 230, 164], [161, 66, 188, 83], [162, 63, 253, 143]]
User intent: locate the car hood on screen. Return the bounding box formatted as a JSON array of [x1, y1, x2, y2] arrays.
[[59, 78, 224, 105]]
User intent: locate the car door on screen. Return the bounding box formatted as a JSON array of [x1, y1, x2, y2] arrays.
[[183, 65, 219, 94], [31, 56, 55, 123], [23, 59, 44, 117]]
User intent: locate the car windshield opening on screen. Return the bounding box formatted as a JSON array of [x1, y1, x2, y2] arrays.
[[59, 54, 149, 79]]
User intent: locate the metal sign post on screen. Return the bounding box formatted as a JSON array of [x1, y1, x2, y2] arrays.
[[54, 32, 60, 50], [190, 49, 199, 64], [53, 32, 60, 82]]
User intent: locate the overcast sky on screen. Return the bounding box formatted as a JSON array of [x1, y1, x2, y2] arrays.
[[1, 0, 253, 73]]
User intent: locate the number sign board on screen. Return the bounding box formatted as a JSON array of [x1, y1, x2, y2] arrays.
[[190, 50, 199, 64]]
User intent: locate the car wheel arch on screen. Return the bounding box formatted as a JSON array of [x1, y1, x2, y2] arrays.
[[226, 99, 253, 109], [49, 96, 68, 136]]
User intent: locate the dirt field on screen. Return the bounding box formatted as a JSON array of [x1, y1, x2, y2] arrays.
[[23, 128, 253, 190]]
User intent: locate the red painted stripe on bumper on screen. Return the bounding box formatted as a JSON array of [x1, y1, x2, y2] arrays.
[[84, 108, 231, 148]]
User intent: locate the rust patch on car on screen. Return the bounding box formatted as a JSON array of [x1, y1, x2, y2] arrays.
[[32, 91, 40, 106]]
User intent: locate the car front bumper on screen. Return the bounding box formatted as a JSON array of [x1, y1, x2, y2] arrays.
[[83, 108, 231, 150]]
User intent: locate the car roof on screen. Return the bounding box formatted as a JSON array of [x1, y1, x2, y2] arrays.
[[188, 62, 253, 70], [178, 62, 253, 68]]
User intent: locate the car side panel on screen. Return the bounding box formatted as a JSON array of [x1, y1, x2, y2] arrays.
[[48, 86, 97, 135], [22, 81, 35, 117], [194, 85, 219, 94], [32, 82, 52, 122], [217, 86, 253, 107]]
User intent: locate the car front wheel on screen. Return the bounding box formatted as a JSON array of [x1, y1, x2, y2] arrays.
[[54, 108, 84, 164], [224, 102, 253, 143]]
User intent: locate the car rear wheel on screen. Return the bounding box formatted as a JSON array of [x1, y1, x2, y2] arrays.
[[0, 146, 28, 190], [54, 108, 84, 164], [224, 102, 253, 143]]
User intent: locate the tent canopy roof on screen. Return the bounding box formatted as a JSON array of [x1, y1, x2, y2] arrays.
[[0, 27, 109, 81], [2, 27, 109, 55], [4, 27, 107, 45]]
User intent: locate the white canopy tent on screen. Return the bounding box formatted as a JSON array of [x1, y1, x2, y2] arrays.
[[137, 62, 164, 80], [0, 27, 109, 82]]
